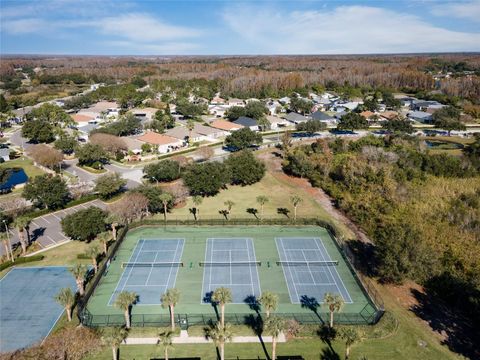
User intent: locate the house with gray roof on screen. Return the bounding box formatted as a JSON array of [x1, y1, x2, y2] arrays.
[[233, 117, 259, 131], [285, 112, 308, 124], [311, 111, 337, 125], [408, 111, 433, 124], [165, 126, 204, 143]]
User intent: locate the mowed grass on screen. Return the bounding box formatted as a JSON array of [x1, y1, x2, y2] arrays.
[[163, 171, 353, 239], [0, 157, 45, 178]]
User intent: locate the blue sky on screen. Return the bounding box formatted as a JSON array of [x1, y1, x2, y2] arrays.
[[1, 0, 479, 55]]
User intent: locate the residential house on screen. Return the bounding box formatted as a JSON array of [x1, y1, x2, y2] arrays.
[[233, 117, 259, 131], [122, 137, 143, 155], [380, 111, 399, 121], [411, 100, 442, 111], [266, 115, 290, 130], [285, 112, 308, 124], [0, 148, 10, 162], [209, 119, 244, 132], [192, 123, 226, 139], [165, 126, 204, 143], [137, 132, 184, 154], [408, 111, 433, 124], [211, 95, 226, 105], [208, 105, 229, 118], [227, 98, 245, 107], [266, 100, 282, 115], [130, 107, 158, 123], [77, 123, 100, 141], [311, 111, 337, 125], [71, 113, 97, 125]]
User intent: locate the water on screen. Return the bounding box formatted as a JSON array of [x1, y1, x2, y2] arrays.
[[425, 140, 462, 149], [0, 168, 28, 191]]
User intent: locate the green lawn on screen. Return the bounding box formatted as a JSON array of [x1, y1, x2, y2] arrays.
[[164, 171, 353, 239], [0, 157, 45, 178]]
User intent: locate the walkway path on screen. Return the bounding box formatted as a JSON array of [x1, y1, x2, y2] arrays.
[[125, 331, 286, 344]]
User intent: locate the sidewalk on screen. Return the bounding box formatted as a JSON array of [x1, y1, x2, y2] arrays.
[[125, 330, 286, 344]]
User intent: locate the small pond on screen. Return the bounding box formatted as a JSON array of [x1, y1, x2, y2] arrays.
[[0, 168, 28, 192], [425, 140, 463, 150]]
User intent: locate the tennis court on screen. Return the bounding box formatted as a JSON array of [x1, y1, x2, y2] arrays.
[[276, 237, 352, 304], [108, 238, 184, 305], [201, 238, 261, 304], [0, 267, 76, 353]]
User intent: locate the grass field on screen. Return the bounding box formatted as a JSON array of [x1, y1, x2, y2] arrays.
[[86, 226, 375, 325], [162, 171, 353, 239], [0, 157, 45, 178]]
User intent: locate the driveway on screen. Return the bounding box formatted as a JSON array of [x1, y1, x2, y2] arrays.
[[4, 199, 107, 256]]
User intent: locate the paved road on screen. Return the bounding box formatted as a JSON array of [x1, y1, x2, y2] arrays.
[[4, 199, 107, 256]]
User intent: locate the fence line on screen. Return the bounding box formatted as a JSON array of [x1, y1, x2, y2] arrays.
[[77, 218, 384, 327]]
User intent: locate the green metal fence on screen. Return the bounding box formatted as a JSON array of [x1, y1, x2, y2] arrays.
[[77, 218, 384, 327]]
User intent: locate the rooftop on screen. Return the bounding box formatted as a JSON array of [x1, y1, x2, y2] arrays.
[[137, 132, 181, 145], [210, 119, 244, 131]]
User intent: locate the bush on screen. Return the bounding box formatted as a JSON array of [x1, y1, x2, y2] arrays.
[[0, 255, 44, 271], [61, 206, 108, 241], [182, 162, 231, 196], [225, 150, 265, 186], [143, 160, 181, 183]]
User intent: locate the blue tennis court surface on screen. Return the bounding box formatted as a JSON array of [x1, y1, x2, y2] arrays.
[[108, 239, 184, 305], [0, 267, 76, 353], [202, 238, 261, 304], [276, 237, 352, 304]]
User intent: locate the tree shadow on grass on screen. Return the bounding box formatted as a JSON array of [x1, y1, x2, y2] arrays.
[[277, 208, 290, 218], [319, 347, 341, 360], [244, 314, 269, 360], [410, 275, 480, 360], [300, 295, 324, 324], [203, 291, 219, 321]]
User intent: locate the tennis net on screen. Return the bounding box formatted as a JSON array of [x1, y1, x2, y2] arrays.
[[199, 261, 261, 267], [121, 262, 184, 268], [276, 260, 338, 266]]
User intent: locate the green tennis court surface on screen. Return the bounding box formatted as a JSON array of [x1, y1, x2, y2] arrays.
[[86, 226, 374, 323]]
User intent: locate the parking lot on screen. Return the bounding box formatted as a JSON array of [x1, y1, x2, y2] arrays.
[[5, 199, 107, 256]]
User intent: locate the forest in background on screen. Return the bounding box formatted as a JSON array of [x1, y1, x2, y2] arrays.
[[1, 54, 479, 106]]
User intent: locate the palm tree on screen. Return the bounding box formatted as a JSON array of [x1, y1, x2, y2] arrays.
[[1, 220, 14, 261], [256, 195, 269, 220], [289, 195, 303, 221], [13, 216, 30, 255], [259, 291, 279, 318], [212, 287, 232, 327], [55, 287, 75, 322], [102, 326, 129, 360], [323, 292, 344, 328], [85, 245, 100, 273], [339, 327, 361, 359], [158, 330, 174, 360], [0, 232, 11, 262], [161, 288, 180, 330], [192, 195, 203, 221], [106, 213, 121, 241], [69, 264, 87, 296], [224, 200, 235, 220], [159, 193, 173, 222], [206, 322, 233, 360], [97, 231, 111, 255], [114, 291, 137, 329], [186, 119, 195, 144], [264, 316, 285, 360]]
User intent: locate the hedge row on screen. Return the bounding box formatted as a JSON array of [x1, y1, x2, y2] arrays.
[[0, 255, 45, 271]]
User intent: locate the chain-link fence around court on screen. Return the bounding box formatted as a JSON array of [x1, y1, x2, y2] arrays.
[[77, 218, 384, 327]]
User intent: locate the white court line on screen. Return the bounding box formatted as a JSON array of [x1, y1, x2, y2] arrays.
[[108, 239, 144, 305], [41, 216, 51, 224], [164, 240, 181, 291], [301, 249, 318, 285], [52, 214, 62, 221], [200, 238, 211, 304], [245, 238, 254, 296], [144, 252, 158, 286], [277, 238, 301, 303], [316, 238, 353, 303]]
